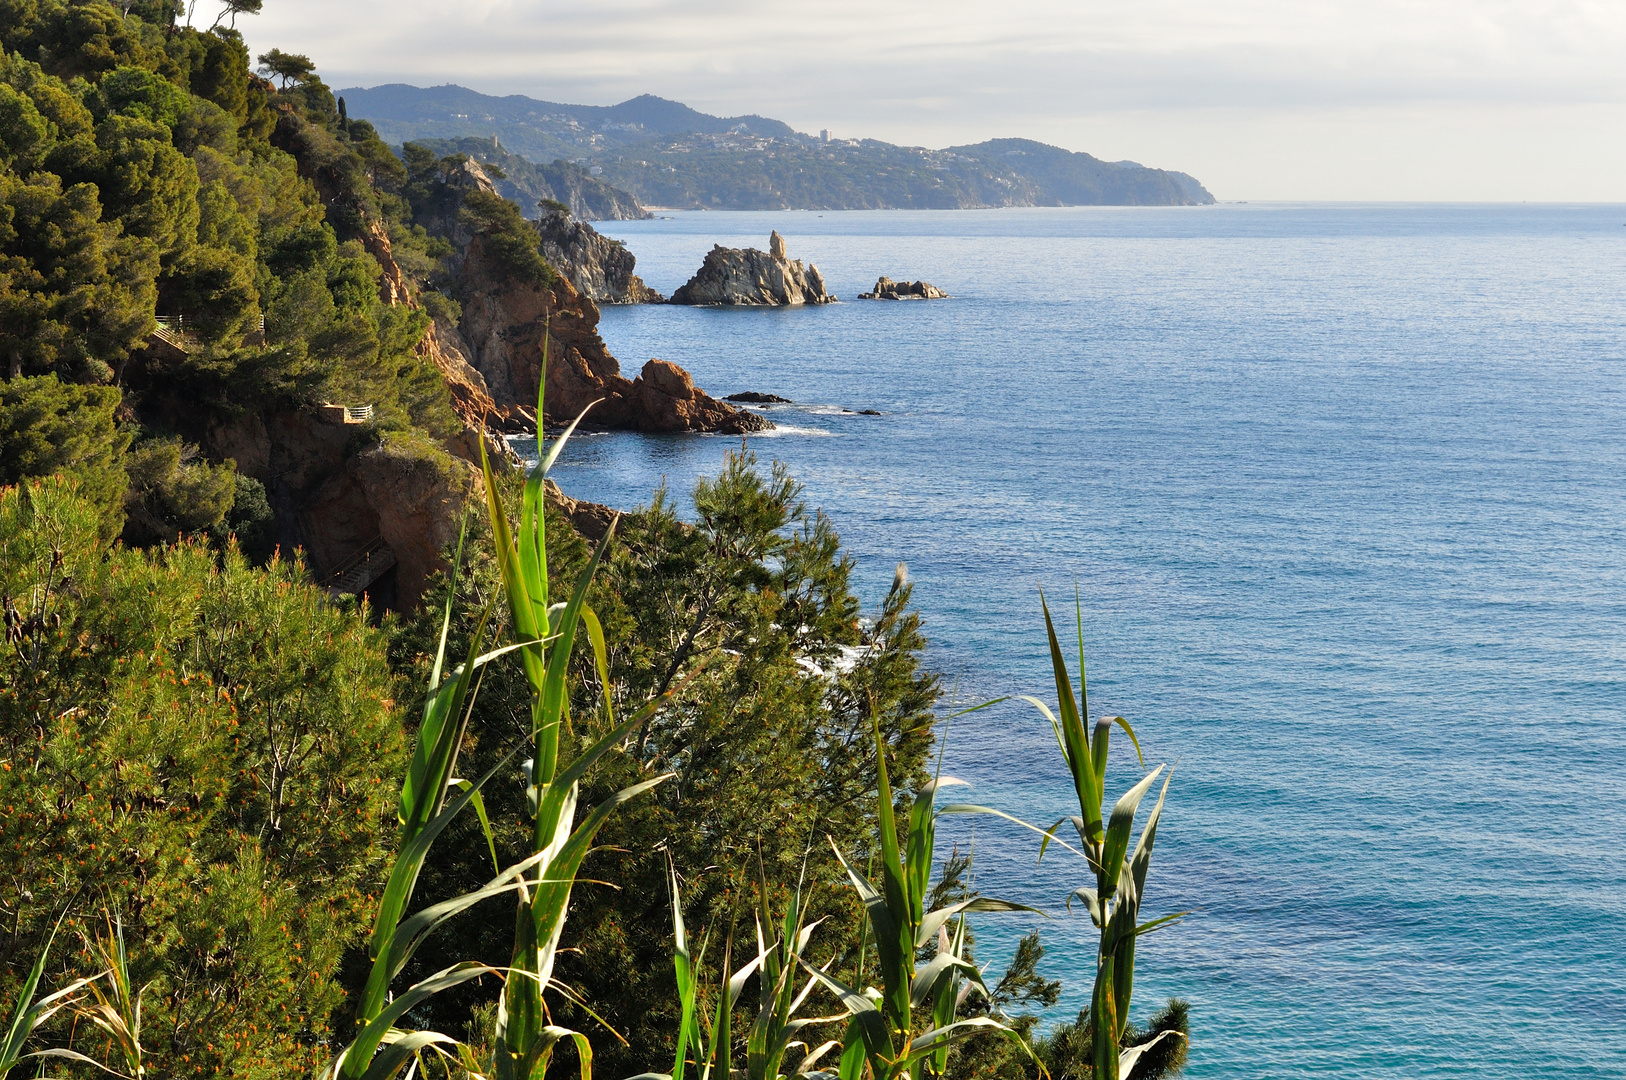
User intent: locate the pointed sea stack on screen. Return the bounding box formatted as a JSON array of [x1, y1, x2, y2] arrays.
[[670, 231, 835, 306]]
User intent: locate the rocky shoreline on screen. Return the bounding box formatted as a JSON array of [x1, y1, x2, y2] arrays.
[[535, 208, 664, 305]]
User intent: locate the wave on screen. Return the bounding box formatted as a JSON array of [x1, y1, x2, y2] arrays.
[[751, 423, 839, 437]]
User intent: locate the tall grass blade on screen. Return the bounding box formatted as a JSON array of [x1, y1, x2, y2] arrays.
[[2, 912, 97, 1077]]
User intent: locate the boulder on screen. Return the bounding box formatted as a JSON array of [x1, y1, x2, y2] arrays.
[[670, 234, 835, 306], [858, 277, 950, 300], [535, 208, 664, 305], [726, 392, 793, 404], [543, 479, 617, 542]]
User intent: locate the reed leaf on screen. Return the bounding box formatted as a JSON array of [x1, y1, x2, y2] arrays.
[[1, 913, 97, 1079], [815, 712, 1038, 1079], [1030, 590, 1181, 1080]]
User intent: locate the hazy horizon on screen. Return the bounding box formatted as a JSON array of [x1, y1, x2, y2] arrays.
[[238, 0, 1626, 203]]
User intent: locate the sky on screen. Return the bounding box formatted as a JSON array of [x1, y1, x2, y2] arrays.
[[234, 0, 1626, 201]]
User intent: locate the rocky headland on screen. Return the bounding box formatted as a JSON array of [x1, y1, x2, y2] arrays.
[[535, 207, 664, 305], [670, 231, 835, 306], [154, 145, 764, 611], [415, 158, 768, 436], [858, 277, 949, 300]]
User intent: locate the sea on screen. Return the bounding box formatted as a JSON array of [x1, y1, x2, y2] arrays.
[[529, 204, 1626, 1078]]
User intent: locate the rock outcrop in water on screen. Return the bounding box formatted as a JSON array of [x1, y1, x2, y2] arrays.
[[858, 277, 949, 300], [670, 231, 834, 306], [534, 208, 664, 304]]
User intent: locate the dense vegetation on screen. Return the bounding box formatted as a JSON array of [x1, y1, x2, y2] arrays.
[[0, 5, 1194, 1079], [0, 476, 402, 1078], [0, 0, 485, 553]]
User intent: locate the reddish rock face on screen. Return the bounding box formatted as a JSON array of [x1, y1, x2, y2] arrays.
[[360, 156, 763, 437], [194, 156, 763, 614], [455, 236, 770, 435]]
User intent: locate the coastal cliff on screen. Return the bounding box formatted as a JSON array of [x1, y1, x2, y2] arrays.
[[535, 208, 664, 305], [448, 235, 765, 433], [671, 231, 834, 306], [404, 156, 766, 434]]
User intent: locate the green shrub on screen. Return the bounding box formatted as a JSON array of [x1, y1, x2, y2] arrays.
[[459, 188, 556, 286], [0, 373, 130, 536], [420, 287, 461, 326], [122, 435, 238, 544], [0, 476, 405, 1080], [214, 471, 275, 561]]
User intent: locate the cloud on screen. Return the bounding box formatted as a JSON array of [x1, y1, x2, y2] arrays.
[[235, 0, 1626, 199]]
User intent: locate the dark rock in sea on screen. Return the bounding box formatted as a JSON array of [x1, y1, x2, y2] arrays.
[[726, 392, 793, 404], [857, 409, 881, 415], [535, 208, 664, 304], [670, 231, 835, 306], [858, 277, 949, 300]]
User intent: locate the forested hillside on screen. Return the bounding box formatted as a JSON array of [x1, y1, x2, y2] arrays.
[[341, 83, 1215, 211], [0, 0, 469, 557]]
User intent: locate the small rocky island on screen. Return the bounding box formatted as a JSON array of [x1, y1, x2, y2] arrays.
[[858, 276, 949, 300], [671, 231, 835, 306]]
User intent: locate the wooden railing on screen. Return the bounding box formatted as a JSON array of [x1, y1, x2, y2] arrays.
[[321, 537, 396, 597], [151, 316, 200, 352]]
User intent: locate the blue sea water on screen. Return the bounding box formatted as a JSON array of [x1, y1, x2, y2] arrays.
[[540, 205, 1626, 1077]]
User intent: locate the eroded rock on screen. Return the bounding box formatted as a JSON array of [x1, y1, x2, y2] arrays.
[[670, 233, 834, 306], [535, 208, 663, 304], [857, 277, 949, 300], [453, 235, 770, 435], [544, 479, 617, 542]]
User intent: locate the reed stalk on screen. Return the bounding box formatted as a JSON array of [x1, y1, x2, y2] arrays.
[[804, 683, 1040, 1080], [1, 913, 100, 1079], [479, 333, 685, 1080], [1024, 591, 1185, 1080]]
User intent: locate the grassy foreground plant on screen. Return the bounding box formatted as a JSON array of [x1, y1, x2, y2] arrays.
[[479, 343, 686, 1080], [1, 915, 99, 1079], [75, 913, 149, 1080], [804, 654, 1040, 1080], [638, 856, 844, 1080], [332, 527, 542, 1080], [1027, 593, 1184, 1080]]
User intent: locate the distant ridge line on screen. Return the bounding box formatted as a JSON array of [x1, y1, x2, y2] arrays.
[[339, 83, 1215, 210]]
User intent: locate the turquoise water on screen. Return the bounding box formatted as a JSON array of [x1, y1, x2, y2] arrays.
[[544, 205, 1626, 1077]]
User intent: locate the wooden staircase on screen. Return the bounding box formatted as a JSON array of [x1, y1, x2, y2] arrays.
[[321, 537, 396, 598]]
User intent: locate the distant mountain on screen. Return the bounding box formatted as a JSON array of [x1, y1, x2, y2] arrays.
[[338, 85, 795, 161], [339, 84, 1214, 211], [950, 139, 1211, 207]]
